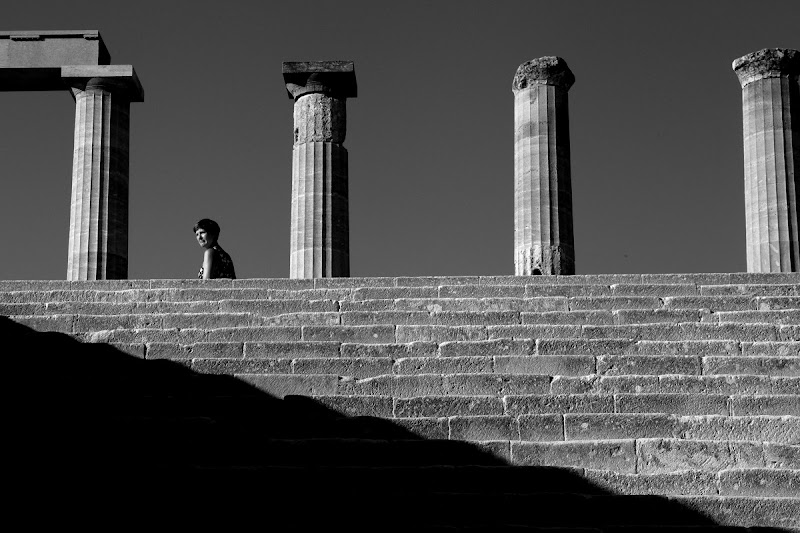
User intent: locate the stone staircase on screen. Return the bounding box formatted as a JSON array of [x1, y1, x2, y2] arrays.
[[3, 273, 798, 530]]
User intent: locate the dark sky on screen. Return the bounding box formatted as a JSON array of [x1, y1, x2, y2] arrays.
[[1, 0, 798, 280]]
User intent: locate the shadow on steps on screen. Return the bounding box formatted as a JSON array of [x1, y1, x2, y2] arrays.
[[1, 317, 787, 531]]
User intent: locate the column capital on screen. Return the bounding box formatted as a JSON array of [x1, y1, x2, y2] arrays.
[[61, 64, 144, 101], [732, 48, 800, 88], [513, 56, 574, 92], [283, 61, 357, 100]]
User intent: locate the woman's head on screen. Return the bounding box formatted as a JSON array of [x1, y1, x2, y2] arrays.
[[194, 218, 221, 248]]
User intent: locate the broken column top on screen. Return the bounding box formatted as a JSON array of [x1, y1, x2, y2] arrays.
[[733, 48, 800, 88], [283, 61, 357, 100], [513, 56, 575, 92], [0, 30, 110, 67]]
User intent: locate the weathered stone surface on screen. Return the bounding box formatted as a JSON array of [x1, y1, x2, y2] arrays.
[[659, 375, 799, 395], [636, 439, 766, 473], [146, 342, 243, 359], [597, 355, 701, 376], [511, 440, 636, 472], [439, 338, 535, 358], [301, 325, 394, 343], [733, 48, 800, 87], [488, 324, 582, 339], [635, 340, 741, 356], [730, 394, 800, 416], [758, 295, 800, 310], [569, 296, 663, 311], [512, 56, 575, 90], [611, 284, 698, 297], [517, 414, 564, 441], [584, 470, 718, 496], [394, 396, 504, 417], [679, 415, 800, 444], [513, 57, 575, 276], [613, 309, 703, 324], [718, 467, 800, 497], [673, 495, 800, 528], [338, 374, 443, 398], [292, 357, 392, 378], [494, 354, 594, 376], [449, 415, 518, 441], [191, 358, 292, 375], [741, 341, 800, 356], [614, 393, 730, 416], [340, 342, 437, 358], [10, 314, 74, 333], [235, 374, 338, 397], [703, 355, 800, 376], [263, 311, 341, 326], [444, 373, 550, 396], [310, 395, 392, 418], [702, 283, 800, 296], [537, 338, 636, 355], [521, 310, 613, 325], [764, 442, 800, 468], [393, 356, 493, 375], [504, 394, 614, 415], [391, 417, 449, 439], [351, 287, 438, 300], [438, 285, 526, 298], [396, 325, 487, 343], [244, 341, 340, 358], [565, 413, 679, 441], [662, 295, 757, 311]]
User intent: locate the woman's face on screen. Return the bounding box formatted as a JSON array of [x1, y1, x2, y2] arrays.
[[195, 228, 217, 249]]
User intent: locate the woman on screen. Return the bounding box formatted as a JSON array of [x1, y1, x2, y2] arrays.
[[194, 218, 236, 279]]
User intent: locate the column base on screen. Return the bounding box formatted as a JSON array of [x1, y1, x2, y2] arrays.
[[516, 245, 574, 276]]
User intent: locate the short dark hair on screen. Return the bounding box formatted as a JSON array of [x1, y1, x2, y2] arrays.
[[193, 218, 221, 238]]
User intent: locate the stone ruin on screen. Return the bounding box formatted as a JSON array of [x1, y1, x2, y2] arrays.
[[1, 31, 799, 530], [1, 31, 797, 280]]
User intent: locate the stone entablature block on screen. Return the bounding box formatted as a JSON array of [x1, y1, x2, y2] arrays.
[[0, 30, 110, 68]]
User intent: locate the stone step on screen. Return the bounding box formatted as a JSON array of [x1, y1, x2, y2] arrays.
[[106, 408, 800, 444], [1, 272, 798, 292], [5, 295, 800, 316], [0, 281, 798, 303], [151, 340, 800, 358], [9, 308, 800, 329], [33, 321, 800, 344], [170, 372, 800, 398], [185, 355, 800, 378]]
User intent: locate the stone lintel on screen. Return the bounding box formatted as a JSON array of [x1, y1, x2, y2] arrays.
[[0, 30, 110, 67], [733, 48, 800, 88], [283, 61, 357, 100], [61, 65, 144, 102], [513, 56, 575, 92]]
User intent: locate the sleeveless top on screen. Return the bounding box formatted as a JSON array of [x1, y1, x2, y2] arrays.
[[198, 244, 236, 279]]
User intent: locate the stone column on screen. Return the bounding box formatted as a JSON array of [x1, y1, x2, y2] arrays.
[[63, 66, 143, 280], [513, 57, 576, 275], [733, 48, 800, 273], [283, 62, 357, 278]]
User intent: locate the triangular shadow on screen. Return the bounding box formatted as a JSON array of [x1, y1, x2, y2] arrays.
[[3, 317, 782, 531]]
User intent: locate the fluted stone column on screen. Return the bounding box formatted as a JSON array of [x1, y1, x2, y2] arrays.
[[733, 48, 800, 273], [63, 66, 143, 280], [284, 62, 357, 278], [513, 57, 575, 275]]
